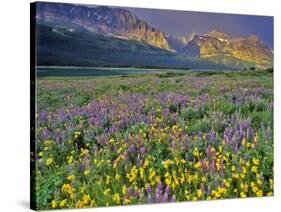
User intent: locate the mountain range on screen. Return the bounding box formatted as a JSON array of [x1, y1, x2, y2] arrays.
[[182, 30, 273, 67], [35, 2, 273, 69]]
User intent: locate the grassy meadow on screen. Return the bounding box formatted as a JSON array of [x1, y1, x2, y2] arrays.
[[34, 69, 273, 209]]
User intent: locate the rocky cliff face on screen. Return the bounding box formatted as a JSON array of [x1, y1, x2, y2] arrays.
[[36, 2, 171, 50], [182, 30, 273, 67]]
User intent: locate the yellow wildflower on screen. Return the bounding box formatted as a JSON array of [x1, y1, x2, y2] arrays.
[[201, 176, 206, 183], [46, 157, 53, 166], [122, 185, 127, 195], [51, 200, 57, 208], [124, 198, 131, 204], [242, 138, 246, 146], [44, 139, 53, 145], [267, 192, 273, 196], [165, 177, 172, 185], [84, 169, 90, 176], [225, 181, 230, 188], [112, 193, 121, 204], [218, 186, 227, 194], [59, 199, 67, 208], [254, 135, 258, 142], [75, 200, 84, 208], [240, 192, 247, 198], [143, 159, 149, 168], [80, 148, 89, 156], [103, 188, 111, 195], [195, 161, 201, 169], [67, 155, 74, 164], [214, 191, 221, 198], [155, 175, 161, 183], [251, 184, 259, 193], [162, 159, 173, 169], [90, 199, 97, 207], [115, 173, 121, 181], [252, 158, 259, 166], [197, 188, 202, 197], [139, 168, 144, 179], [148, 169, 156, 183], [251, 166, 258, 173], [129, 166, 138, 182], [74, 131, 81, 138], [106, 175, 111, 184], [232, 173, 239, 179], [181, 159, 186, 164], [256, 189, 263, 197], [82, 194, 90, 204], [61, 183, 75, 198], [193, 147, 199, 157], [67, 175, 76, 181]]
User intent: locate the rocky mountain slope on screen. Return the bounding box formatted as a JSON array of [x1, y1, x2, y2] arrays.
[[182, 30, 273, 67], [36, 2, 171, 50]]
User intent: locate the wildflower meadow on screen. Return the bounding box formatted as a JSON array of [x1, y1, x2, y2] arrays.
[[33, 70, 273, 209]]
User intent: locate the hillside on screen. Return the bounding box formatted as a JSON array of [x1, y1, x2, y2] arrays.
[[37, 24, 229, 69]]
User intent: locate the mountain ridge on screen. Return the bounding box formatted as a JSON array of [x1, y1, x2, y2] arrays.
[[35, 2, 273, 69], [182, 30, 273, 67], [36, 2, 171, 50], [37, 23, 231, 69]]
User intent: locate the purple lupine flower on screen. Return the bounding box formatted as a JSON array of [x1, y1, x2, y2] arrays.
[[41, 128, 49, 140], [165, 185, 171, 194], [128, 143, 136, 153], [206, 130, 216, 144], [133, 190, 139, 199], [140, 147, 146, 154], [157, 181, 163, 190], [162, 193, 168, 202], [155, 192, 161, 203], [124, 151, 129, 160], [136, 155, 141, 164], [125, 188, 132, 199], [146, 183, 152, 193]]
